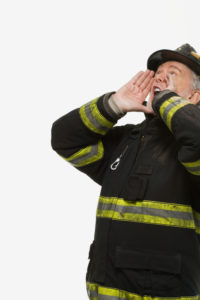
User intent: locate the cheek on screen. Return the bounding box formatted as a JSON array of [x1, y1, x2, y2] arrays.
[[176, 80, 193, 98], [173, 77, 185, 90]]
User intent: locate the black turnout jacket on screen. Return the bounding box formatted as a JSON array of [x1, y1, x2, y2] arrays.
[[51, 90, 200, 299]]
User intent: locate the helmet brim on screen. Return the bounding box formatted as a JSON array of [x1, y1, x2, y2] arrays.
[[147, 49, 200, 75]]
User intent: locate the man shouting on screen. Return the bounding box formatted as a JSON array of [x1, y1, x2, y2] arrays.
[[51, 43, 200, 299]]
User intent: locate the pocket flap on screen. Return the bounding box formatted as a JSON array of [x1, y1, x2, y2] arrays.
[[115, 247, 181, 274], [122, 175, 148, 201]]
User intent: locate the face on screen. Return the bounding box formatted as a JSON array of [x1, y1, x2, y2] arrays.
[[149, 61, 194, 103]]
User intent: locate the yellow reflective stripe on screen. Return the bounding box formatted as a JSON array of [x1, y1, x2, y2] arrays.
[[99, 196, 192, 213], [66, 145, 91, 162], [86, 282, 200, 300], [159, 96, 180, 118], [193, 210, 200, 234], [193, 209, 200, 221], [80, 102, 105, 135], [87, 282, 140, 299], [99, 287, 121, 298], [97, 209, 195, 229], [181, 160, 200, 176], [165, 102, 189, 131], [160, 97, 190, 131], [97, 196, 196, 231], [188, 170, 200, 175], [79, 98, 113, 135], [182, 160, 200, 168], [61, 140, 104, 167], [90, 99, 113, 129]]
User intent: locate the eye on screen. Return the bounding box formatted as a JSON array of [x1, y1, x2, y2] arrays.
[[170, 71, 176, 76]]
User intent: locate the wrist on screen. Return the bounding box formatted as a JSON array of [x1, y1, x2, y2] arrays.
[[108, 95, 126, 117], [112, 93, 127, 113]]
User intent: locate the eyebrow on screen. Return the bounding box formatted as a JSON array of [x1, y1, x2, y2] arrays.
[[168, 65, 182, 72], [157, 65, 182, 73]]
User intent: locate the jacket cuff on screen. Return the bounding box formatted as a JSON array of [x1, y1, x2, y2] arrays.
[[79, 93, 118, 136], [152, 90, 191, 131], [103, 93, 126, 119]]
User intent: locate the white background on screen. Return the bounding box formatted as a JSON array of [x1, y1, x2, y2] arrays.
[[1, 0, 199, 299]]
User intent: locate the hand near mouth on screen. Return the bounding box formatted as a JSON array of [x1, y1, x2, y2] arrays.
[[112, 70, 154, 113]]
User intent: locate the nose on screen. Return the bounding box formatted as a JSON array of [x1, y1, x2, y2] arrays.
[[155, 72, 167, 84]]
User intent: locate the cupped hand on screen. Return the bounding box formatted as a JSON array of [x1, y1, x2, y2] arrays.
[[112, 70, 154, 113]]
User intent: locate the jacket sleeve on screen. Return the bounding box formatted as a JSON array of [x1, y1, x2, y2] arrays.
[[51, 92, 130, 185], [152, 90, 200, 182]]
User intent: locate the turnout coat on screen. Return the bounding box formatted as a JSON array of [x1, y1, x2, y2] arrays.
[[51, 90, 200, 299]]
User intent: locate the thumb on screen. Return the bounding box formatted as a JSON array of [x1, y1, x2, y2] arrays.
[[136, 103, 154, 114], [142, 106, 154, 114]]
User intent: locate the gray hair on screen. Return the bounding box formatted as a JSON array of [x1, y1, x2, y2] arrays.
[[192, 71, 200, 90]]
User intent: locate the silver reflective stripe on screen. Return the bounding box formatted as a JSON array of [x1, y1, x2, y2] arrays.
[[96, 197, 196, 231], [89, 293, 122, 300], [194, 217, 200, 228], [184, 165, 200, 173], [69, 144, 98, 165], [98, 295, 123, 300], [181, 160, 200, 176], [97, 202, 194, 222], [159, 97, 190, 131], [86, 282, 200, 300], [61, 140, 104, 167], [162, 97, 183, 123], [193, 210, 200, 229], [85, 102, 110, 133], [88, 288, 97, 298]]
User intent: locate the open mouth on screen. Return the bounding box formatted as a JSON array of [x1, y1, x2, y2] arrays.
[[154, 87, 162, 95]]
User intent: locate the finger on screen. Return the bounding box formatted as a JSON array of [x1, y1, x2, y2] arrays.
[[138, 103, 154, 114], [140, 72, 154, 91], [136, 70, 154, 88], [130, 71, 144, 85], [144, 78, 154, 94], [135, 70, 151, 86]]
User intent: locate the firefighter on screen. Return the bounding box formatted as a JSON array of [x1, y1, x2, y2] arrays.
[[51, 44, 200, 299]]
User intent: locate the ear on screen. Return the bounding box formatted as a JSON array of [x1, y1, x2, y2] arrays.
[[188, 89, 200, 104], [188, 90, 194, 100]]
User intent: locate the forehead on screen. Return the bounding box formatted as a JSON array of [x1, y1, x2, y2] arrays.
[[157, 61, 191, 72]]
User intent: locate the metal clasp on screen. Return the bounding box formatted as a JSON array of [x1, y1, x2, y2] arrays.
[[110, 158, 120, 170], [110, 145, 129, 171]]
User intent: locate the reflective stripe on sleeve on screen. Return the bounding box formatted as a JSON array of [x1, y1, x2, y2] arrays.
[[86, 282, 200, 300], [79, 98, 114, 135], [96, 196, 199, 234], [181, 160, 200, 176], [159, 96, 190, 131], [193, 210, 200, 234], [61, 140, 104, 167]]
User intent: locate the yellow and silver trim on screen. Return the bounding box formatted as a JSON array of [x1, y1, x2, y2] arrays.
[[80, 98, 114, 135], [159, 96, 190, 131], [97, 196, 200, 234], [87, 282, 200, 300], [61, 140, 104, 167]]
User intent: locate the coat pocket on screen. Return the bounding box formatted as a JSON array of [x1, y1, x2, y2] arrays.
[[121, 175, 148, 201], [115, 246, 181, 295]]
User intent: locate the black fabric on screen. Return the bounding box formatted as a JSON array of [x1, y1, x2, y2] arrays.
[[147, 43, 200, 75], [51, 92, 200, 297], [122, 175, 148, 201], [115, 247, 181, 274], [152, 90, 177, 115]]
